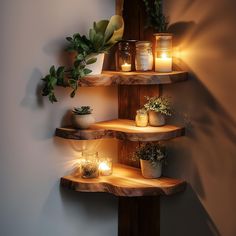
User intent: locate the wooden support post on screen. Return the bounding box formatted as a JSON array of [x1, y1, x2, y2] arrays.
[[118, 197, 160, 236]]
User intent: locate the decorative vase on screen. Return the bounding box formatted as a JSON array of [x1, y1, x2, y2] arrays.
[[72, 114, 95, 129], [140, 159, 162, 178], [148, 110, 166, 126], [86, 53, 105, 75]]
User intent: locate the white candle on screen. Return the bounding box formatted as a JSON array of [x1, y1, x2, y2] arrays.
[[99, 160, 112, 176], [155, 53, 172, 72], [121, 63, 131, 72]]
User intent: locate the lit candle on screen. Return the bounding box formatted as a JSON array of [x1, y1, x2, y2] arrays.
[[99, 158, 113, 176], [121, 63, 131, 72], [155, 53, 172, 73]]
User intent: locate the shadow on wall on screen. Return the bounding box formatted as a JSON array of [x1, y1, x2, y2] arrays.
[[161, 186, 220, 236], [160, 1, 236, 234]]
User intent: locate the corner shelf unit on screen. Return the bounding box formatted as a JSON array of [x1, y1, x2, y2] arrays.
[[78, 71, 188, 87], [56, 119, 185, 142], [61, 164, 186, 197]]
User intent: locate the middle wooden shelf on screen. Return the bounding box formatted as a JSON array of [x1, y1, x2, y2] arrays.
[[56, 119, 185, 142]]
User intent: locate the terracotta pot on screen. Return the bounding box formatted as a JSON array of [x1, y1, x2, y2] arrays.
[[148, 110, 166, 126], [140, 159, 162, 178], [86, 53, 105, 75], [72, 114, 95, 129]]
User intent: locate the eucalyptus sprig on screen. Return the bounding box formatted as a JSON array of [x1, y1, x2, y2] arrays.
[[142, 0, 169, 33], [144, 96, 172, 116]]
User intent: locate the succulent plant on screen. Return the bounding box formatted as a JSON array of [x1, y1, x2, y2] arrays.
[[41, 15, 124, 103], [144, 96, 172, 116], [72, 106, 93, 115]]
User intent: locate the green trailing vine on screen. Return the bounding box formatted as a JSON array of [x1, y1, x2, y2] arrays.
[[41, 15, 124, 103], [142, 0, 169, 32]]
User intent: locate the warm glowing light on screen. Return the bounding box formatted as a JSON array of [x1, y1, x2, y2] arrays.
[[161, 52, 168, 59], [99, 162, 110, 171], [99, 158, 113, 176], [121, 62, 131, 72]]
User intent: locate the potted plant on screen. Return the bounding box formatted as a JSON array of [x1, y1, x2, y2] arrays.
[[41, 15, 124, 103], [72, 106, 95, 129], [144, 96, 172, 126], [135, 143, 166, 178]]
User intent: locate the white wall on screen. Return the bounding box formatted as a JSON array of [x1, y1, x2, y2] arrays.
[[0, 0, 118, 236]]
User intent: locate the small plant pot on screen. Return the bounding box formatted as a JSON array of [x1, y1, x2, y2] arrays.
[[140, 159, 162, 178], [86, 53, 105, 75], [148, 110, 166, 126], [72, 114, 95, 129]]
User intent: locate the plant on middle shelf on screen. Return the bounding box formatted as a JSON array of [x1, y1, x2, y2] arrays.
[[142, 0, 169, 33], [41, 15, 124, 103], [72, 106, 95, 130], [144, 96, 172, 126], [134, 142, 166, 178]]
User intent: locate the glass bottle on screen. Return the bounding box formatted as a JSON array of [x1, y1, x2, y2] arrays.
[[135, 41, 153, 71], [81, 150, 99, 178], [154, 33, 173, 72], [117, 41, 132, 72], [135, 109, 148, 127]]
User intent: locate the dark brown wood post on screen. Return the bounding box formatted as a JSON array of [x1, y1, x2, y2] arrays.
[[116, 1, 161, 235]]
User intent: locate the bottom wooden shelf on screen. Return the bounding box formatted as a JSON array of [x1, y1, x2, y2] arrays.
[[61, 164, 186, 197]]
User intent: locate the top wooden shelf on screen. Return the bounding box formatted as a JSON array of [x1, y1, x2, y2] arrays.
[[78, 71, 188, 87]]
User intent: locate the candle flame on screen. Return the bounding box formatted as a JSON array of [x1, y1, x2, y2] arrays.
[[99, 162, 110, 171], [161, 52, 168, 59]]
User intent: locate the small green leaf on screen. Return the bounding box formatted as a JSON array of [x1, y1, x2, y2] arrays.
[[70, 90, 76, 98], [83, 68, 92, 75], [49, 66, 56, 76], [68, 79, 77, 89], [77, 54, 84, 61], [86, 57, 97, 65], [66, 37, 73, 42]]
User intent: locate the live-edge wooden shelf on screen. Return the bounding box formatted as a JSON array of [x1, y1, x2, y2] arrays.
[[61, 164, 186, 197], [56, 119, 185, 142], [78, 71, 188, 87]]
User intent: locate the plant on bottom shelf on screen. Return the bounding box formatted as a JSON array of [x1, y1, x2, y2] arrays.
[[142, 0, 169, 33], [41, 15, 124, 103], [134, 142, 166, 178]]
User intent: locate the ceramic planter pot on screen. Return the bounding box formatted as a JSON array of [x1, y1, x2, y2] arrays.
[[72, 114, 95, 129], [86, 53, 105, 75], [148, 110, 166, 126], [140, 159, 162, 178]]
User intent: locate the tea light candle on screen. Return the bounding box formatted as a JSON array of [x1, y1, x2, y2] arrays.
[[121, 63, 131, 72], [155, 53, 172, 73], [99, 158, 113, 176]]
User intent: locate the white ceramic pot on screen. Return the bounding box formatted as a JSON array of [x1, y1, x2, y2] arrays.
[[86, 53, 105, 75], [140, 159, 162, 178], [72, 114, 95, 130], [148, 110, 166, 126]]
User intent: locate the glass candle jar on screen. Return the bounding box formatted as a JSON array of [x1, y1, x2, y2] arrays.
[[135, 41, 153, 71], [154, 33, 173, 72], [99, 157, 113, 176], [81, 151, 99, 178], [135, 109, 148, 127], [117, 40, 132, 72]]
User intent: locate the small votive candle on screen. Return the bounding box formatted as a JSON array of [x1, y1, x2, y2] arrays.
[[135, 109, 148, 127], [99, 158, 113, 176], [81, 151, 99, 179], [121, 63, 131, 72]]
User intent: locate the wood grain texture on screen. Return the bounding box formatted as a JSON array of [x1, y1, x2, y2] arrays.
[[55, 119, 185, 142], [60, 164, 186, 197], [118, 197, 160, 236], [78, 71, 188, 87]]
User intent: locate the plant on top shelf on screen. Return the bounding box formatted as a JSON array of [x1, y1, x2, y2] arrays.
[[72, 106, 95, 130], [144, 96, 172, 126], [41, 15, 124, 103], [142, 0, 169, 33], [134, 142, 166, 178]]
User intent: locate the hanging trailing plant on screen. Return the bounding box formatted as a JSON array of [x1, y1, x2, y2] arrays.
[[41, 15, 124, 103], [142, 0, 169, 33]]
